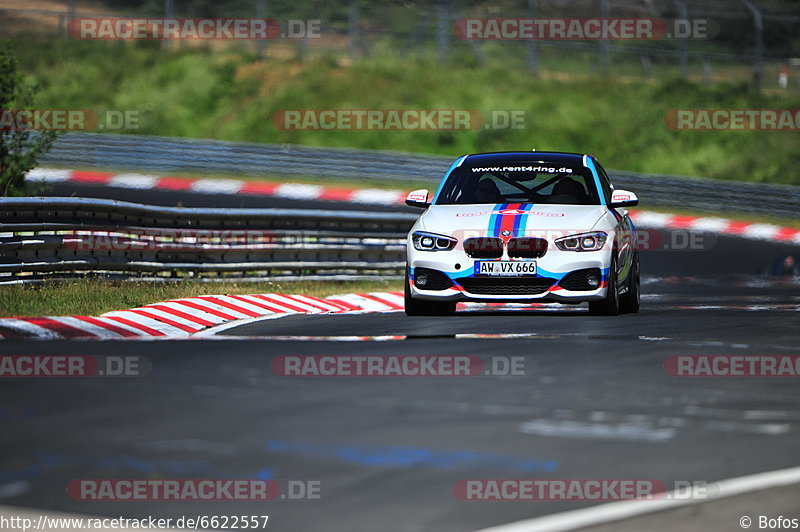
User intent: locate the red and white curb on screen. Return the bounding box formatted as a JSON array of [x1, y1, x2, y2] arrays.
[[629, 211, 800, 244], [0, 292, 405, 340], [26, 168, 408, 206], [26, 168, 800, 244], [0, 291, 566, 340]]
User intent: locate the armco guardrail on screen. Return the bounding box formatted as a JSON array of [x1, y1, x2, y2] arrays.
[[40, 133, 800, 219], [0, 197, 417, 282], [41, 133, 451, 184]]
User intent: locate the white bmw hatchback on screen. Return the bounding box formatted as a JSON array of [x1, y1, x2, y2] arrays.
[[404, 151, 640, 316]]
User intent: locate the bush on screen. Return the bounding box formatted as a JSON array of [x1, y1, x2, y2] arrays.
[[0, 43, 58, 196]]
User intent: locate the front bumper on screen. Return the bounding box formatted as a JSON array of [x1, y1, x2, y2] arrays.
[[407, 248, 611, 303]]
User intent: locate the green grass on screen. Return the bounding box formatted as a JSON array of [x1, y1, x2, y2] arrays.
[[0, 279, 403, 317], [9, 37, 800, 186]]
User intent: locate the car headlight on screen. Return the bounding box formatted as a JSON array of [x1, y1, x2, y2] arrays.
[[411, 231, 457, 251], [555, 231, 608, 252]]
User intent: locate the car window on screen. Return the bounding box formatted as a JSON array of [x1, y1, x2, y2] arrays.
[[436, 162, 602, 205], [594, 161, 614, 202]]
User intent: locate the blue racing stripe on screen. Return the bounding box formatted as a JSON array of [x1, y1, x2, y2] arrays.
[[514, 203, 534, 235], [488, 203, 507, 237], [583, 156, 606, 204]]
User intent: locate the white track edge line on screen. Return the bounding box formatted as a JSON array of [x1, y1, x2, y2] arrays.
[[194, 309, 372, 337], [192, 313, 294, 336], [474, 465, 800, 532]]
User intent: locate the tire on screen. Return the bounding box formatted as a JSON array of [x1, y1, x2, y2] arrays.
[[588, 255, 620, 316], [404, 270, 456, 316], [619, 251, 640, 314]]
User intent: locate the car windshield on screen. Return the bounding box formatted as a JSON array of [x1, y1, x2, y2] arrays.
[[435, 161, 601, 205]]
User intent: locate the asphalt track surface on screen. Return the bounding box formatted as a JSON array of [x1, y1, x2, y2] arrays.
[[3, 181, 800, 531]]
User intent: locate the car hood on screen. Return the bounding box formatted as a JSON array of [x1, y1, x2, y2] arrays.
[[418, 204, 608, 236]]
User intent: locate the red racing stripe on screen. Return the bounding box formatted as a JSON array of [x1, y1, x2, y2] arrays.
[[226, 295, 286, 313], [156, 177, 195, 190], [103, 316, 166, 336], [196, 296, 260, 317], [318, 187, 357, 202], [144, 304, 215, 327], [296, 295, 352, 312], [19, 317, 93, 338], [499, 203, 522, 238], [321, 298, 362, 311], [127, 309, 199, 333], [774, 228, 800, 241], [167, 300, 237, 320], [239, 182, 281, 196], [251, 295, 309, 313], [725, 221, 750, 234], [74, 316, 140, 337], [667, 215, 698, 229], [314, 297, 358, 311], [280, 294, 333, 312], [356, 294, 404, 310], [72, 170, 114, 184]]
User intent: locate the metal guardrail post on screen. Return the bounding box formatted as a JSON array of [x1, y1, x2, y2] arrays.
[[256, 0, 268, 57], [436, 0, 449, 63], [348, 0, 359, 61], [742, 0, 764, 91], [599, 0, 610, 75], [527, 0, 539, 75], [65, 0, 76, 36], [673, 0, 689, 78], [163, 0, 174, 50]]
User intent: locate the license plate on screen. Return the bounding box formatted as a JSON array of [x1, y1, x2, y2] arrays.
[[474, 260, 537, 276]]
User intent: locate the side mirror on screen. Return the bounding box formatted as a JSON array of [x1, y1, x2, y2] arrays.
[[609, 190, 638, 208], [405, 189, 430, 208]]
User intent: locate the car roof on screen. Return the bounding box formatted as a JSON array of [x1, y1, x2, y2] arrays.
[[461, 151, 590, 165]]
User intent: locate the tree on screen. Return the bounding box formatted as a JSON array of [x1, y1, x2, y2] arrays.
[[0, 44, 59, 196]]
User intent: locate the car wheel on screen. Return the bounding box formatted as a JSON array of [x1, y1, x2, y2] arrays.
[[404, 270, 456, 316], [588, 255, 620, 316], [619, 251, 640, 314]]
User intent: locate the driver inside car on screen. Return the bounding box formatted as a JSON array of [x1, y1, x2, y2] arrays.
[[549, 177, 590, 204], [472, 179, 503, 203]]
